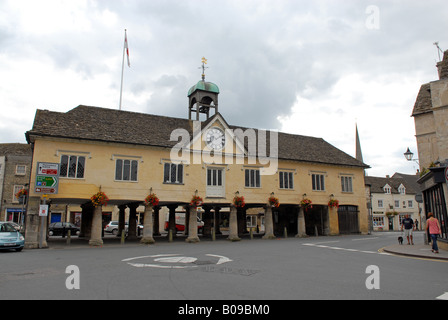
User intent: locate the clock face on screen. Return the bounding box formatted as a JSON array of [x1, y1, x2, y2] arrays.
[[206, 128, 226, 151]]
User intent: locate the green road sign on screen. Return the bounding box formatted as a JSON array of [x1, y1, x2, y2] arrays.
[[35, 175, 58, 194]]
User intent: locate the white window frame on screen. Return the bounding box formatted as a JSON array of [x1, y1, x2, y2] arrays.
[[312, 173, 325, 191], [15, 165, 26, 176], [163, 162, 184, 184], [12, 185, 24, 203], [245, 168, 261, 188], [59, 155, 86, 179], [279, 171, 294, 190], [115, 158, 139, 182], [341, 175, 353, 193]]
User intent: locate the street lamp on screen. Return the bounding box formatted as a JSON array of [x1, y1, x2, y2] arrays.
[[404, 148, 419, 164]]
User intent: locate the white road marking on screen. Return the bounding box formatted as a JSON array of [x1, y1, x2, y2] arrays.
[[303, 243, 390, 256], [436, 292, 448, 300]]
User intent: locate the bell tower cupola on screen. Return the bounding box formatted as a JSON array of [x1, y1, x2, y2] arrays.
[[188, 57, 219, 121]]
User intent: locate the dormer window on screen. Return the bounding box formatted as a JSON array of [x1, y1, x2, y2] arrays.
[[383, 184, 391, 194], [398, 184, 406, 195]]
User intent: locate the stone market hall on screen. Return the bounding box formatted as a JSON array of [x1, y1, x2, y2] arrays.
[[24, 74, 369, 248]]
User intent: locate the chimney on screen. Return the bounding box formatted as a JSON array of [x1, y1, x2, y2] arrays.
[[437, 50, 448, 80]]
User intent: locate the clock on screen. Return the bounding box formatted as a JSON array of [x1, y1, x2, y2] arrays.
[[206, 127, 226, 151]]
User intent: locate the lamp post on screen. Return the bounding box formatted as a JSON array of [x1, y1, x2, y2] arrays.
[[404, 148, 419, 165]]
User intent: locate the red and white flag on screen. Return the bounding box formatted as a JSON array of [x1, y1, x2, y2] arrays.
[[124, 30, 130, 67]]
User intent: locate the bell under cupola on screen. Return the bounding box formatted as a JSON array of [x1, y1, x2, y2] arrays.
[[188, 57, 219, 121]]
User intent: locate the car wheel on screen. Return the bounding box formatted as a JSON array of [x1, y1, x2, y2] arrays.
[[112, 229, 118, 236], [16, 248, 23, 252]]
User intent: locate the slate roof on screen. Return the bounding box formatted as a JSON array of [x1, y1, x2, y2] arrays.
[[0, 143, 32, 157], [412, 83, 432, 116], [26, 105, 369, 169], [365, 176, 417, 195]]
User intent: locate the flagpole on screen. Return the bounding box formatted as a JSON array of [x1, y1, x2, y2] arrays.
[[119, 29, 127, 111]]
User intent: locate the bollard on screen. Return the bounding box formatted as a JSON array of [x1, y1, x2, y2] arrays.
[[284, 227, 288, 238], [121, 230, 125, 245], [250, 228, 253, 240], [169, 229, 173, 242], [66, 229, 71, 246], [212, 228, 216, 241]]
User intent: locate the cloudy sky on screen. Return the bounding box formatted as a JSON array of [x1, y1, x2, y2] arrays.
[[1, 0, 447, 177]]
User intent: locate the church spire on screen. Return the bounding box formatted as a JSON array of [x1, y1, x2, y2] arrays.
[[355, 123, 363, 163]]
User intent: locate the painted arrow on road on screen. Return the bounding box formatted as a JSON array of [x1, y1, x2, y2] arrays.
[[436, 292, 448, 300]]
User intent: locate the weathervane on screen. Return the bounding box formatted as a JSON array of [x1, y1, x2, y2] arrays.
[[199, 57, 208, 80], [434, 42, 443, 62]]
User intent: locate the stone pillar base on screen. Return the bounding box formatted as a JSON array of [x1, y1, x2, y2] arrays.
[[185, 237, 200, 243], [228, 236, 241, 242], [141, 237, 155, 244], [89, 239, 103, 247], [262, 234, 276, 240]]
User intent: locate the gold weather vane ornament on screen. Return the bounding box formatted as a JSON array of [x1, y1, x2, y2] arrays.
[[200, 57, 209, 80]]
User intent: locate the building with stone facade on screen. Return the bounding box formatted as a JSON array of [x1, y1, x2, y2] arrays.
[[24, 76, 370, 248], [0, 144, 33, 224], [365, 174, 422, 232], [412, 49, 448, 249]]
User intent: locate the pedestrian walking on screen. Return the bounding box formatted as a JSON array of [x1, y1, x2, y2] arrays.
[[401, 214, 414, 245], [426, 212, 442, 254]]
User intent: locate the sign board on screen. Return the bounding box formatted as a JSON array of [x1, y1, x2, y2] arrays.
[[35, 162, 59, 194], [37, 162, 59, 176], [39, 205, 49, 217]]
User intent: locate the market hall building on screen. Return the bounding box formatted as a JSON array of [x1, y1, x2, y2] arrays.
[[24, 77, 369, 248]]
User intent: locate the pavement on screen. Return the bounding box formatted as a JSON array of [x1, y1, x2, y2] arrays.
[[382, 243, 448, 261]]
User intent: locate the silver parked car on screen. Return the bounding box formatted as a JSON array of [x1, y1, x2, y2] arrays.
[[104, 221, 128, 235]]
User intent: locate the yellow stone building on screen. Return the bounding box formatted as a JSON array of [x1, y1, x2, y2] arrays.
[[24, 77, 369, 248]]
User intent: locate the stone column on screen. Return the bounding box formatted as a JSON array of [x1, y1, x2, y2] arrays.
[[228, 205, 241, 241], [214, 206, 222, 235], [203, 205, 212, 237], [89, 205, 103, 246], [153, 206, 161, 236], [184, 206, 190, 236], [127, 203, 138, 240], [186, 206, 200, 243], [24, 196, 44, 249], [117, 204, 126, 237], [167, 204, 177, 238], [263, 205, 276, 239], [296, 207, 307, 238], [328, 206, 340, 236], [141, 205, 155, 244]]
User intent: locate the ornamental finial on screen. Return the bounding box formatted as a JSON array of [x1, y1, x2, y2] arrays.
[[200, 57, 208, 80]]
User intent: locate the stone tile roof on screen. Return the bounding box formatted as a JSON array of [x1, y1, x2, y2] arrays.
[[365, 176, 417, 195], [26, 105, 369, 169], [412, 83, 432, 116], [0, 143, 32, 156]]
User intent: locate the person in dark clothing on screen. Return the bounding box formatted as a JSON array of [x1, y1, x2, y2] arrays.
[[401, 214, 415, 245]]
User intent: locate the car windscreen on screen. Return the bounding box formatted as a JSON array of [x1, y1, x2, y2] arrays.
[[0, 223, 17, 232]]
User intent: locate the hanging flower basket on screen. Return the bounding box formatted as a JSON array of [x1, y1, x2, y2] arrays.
[[233, 195, 246, 208], [15, 189, 28, 199], [190, 195, 203, 208], [268, 196, 280, 208], [145, 193, 159, 207], [91, 191, 109, 207], [300, 198, 313, 211], [328, 199, 339, 209]]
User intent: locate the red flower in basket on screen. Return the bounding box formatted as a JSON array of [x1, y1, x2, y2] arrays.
[[190, 195, 203, 208], [145, 194, 160, 207]]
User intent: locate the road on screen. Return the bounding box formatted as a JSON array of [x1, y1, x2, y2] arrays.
[[0, 231, 447, 301]]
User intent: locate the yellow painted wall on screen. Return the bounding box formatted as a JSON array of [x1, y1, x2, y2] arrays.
[[29, 126, 368, 233]]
